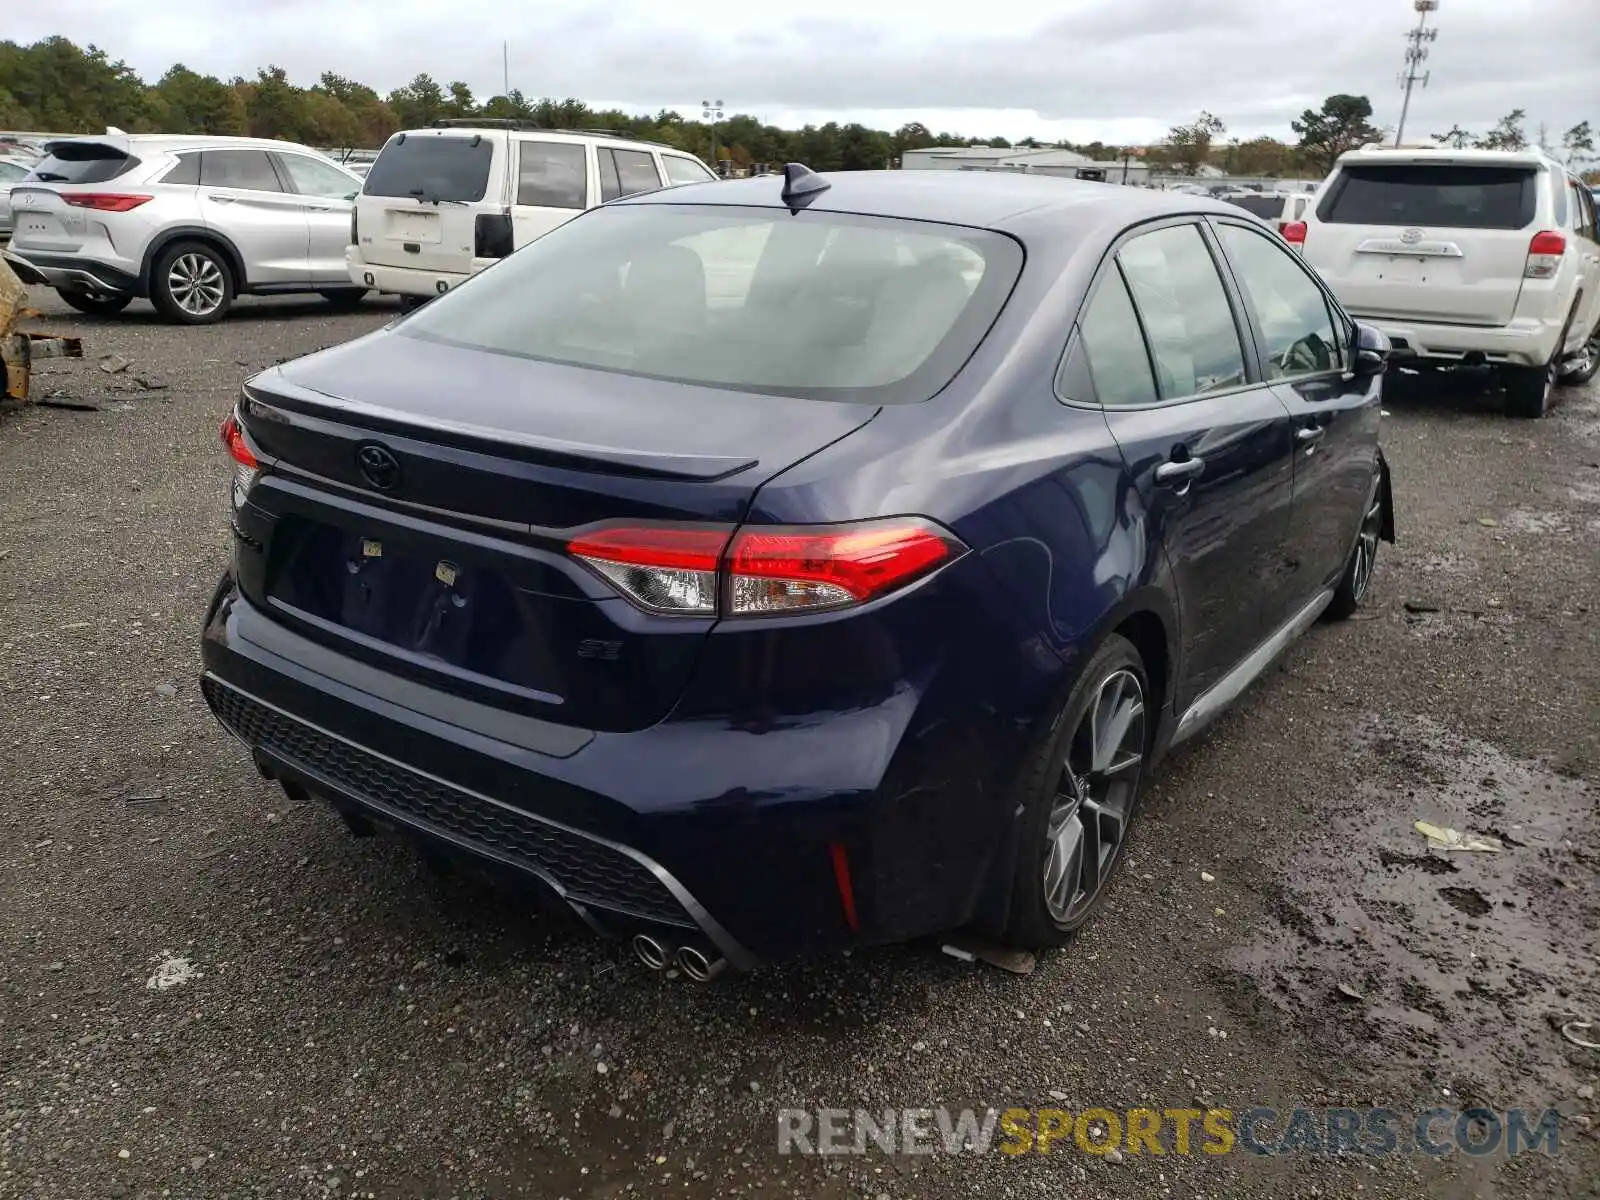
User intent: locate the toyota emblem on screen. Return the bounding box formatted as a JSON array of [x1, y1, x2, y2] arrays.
[[355, 443, 402, 492], [1399, 227, 1424, 245]]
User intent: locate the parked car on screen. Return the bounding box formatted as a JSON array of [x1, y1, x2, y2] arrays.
[[346, 121, 718, 308], [0, 154, 34, 241], [204, 168, 1395, 976], [1294, 144, 1600, 416], [1221, 190, 1314, 237], [1, 134, 367, 322]]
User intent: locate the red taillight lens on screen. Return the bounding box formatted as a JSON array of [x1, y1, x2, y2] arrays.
[[62, 193, 153, 212], [1525, 230, 1566, 279], [220, 412, 258, 468], [726, 521, 959, 614], [566, 517, 965, 617], [1281, 221, 1307, 246]]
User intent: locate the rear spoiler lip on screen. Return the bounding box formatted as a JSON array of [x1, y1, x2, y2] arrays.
[[240, 371, 762, 483]]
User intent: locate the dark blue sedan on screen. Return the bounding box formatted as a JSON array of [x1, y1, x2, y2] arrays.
[[202, 166, 1394, 979]]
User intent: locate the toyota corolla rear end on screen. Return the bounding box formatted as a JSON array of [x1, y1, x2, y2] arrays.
[[202, 187, 1031, 970]]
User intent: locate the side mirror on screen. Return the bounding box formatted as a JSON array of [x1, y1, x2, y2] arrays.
[[344, 192, 358, 202], [1351, 321, 1391, 376]]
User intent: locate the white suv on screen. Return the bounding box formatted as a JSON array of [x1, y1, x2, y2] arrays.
[[346, 122, 718, 307], [1295, 145, 1600, 417], [2, 133, 367, 323]]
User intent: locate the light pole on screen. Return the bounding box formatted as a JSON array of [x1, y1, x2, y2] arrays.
[[702, 99, 724, 174], [1395, 0, 1439, 147]]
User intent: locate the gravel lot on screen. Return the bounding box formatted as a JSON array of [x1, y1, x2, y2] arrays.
[[2, 291, 1597, 1199]]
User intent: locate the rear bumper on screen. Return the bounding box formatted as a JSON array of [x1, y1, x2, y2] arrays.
[[346, 247, 495, 298], [200, 578, 1019, 964], [2, 248, 139, 296], [1351, 313, 1562, 368]]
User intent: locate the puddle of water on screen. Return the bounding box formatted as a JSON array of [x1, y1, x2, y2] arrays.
[[1225, 716, 1598, 1105]]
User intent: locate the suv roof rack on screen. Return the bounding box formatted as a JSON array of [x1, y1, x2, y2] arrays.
[[427, 119, 675, 150]]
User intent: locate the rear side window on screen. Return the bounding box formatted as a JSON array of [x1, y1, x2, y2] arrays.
[[663, 156, 716, 185], [1117, 224, 1248, 398], [161, 153, 201, 185], [364, 135, 492, 203], [598, 148, 660, 202], [0, 160, 30, 182], [517, 141, 588, 209], [27, 145, 139, 185], [1077, 269, 1158, 407], [1318, 164, 1537, 229], [200, 149, 282, 192]]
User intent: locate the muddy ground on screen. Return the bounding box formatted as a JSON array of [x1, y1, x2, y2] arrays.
[[1, 293, 1596, 1199]]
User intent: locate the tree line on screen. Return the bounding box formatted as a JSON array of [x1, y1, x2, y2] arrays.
[[2, 37, 1595, 183]]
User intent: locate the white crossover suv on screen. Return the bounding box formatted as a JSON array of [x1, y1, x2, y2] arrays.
[[2, 133, 367, 323], [346, 121, 718, 308], [1294, 144, 1600, 417]]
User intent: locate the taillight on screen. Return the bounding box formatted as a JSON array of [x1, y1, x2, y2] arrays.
[[1524, 230, 1565, 279], [1281, 221, 1307, 246], [62, 193, 152, 212], [474, 211, 515, 259], [220, 411, 259, 513], [567, 517, 965, 617]]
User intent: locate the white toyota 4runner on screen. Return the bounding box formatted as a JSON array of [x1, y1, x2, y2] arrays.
[[1294, 145, 1600, 417], [347, 121, 718, 309]]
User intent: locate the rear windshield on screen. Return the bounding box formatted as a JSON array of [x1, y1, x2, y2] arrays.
[[401, 203, 1022, 404], [1318, 164, 1537, 229], [27, 144, 139, 185], [1224, 195, 1285, 220], [362, 135, 493, 203]]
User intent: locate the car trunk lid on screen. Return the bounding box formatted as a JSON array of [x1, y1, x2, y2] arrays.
[[232, 329, 878, 732], [1306, 161, 1541, 327]]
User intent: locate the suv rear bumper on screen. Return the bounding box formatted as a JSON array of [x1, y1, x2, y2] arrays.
[[2, 248, 140, 296], [1351, 313, 1562, 369], [346, 247, 496, 298]]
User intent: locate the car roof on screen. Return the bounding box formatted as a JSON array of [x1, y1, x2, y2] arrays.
[[618, 169, 1250, 234], [44, 133, 330, 156], [393, 125, 694, 155], [1334, 144, 1557, 170]]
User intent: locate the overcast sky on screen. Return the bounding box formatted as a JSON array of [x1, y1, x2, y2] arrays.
[[10, 0, 1596, 144]]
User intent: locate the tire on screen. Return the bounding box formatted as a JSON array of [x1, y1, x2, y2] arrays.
[[1557, 329, 1600, 387], [1325, 473, 1384, 620], [1003, 634, 1151, 950], [149, 240, 235, 324], [55, 289, 132, 317], [320, 289, 367, 310]]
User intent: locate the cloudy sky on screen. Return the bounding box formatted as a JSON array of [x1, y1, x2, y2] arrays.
[[11, 0, 1596, 144]]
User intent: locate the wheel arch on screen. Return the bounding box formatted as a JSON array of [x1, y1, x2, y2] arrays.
[[140, 227, 248, 295]]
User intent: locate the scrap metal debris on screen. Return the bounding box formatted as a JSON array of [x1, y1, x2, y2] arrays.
[[1, 255, 84, 402], [1414, 820, 1505, 853], [1561, 1020, 1600, 1051]]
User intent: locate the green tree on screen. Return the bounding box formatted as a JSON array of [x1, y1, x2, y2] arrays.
[[387, 73, 446, 128], [1431, 124, 1474, 148], [240, 65, 310, 141], [444, 81, 475, 119], [1562, 120, 1594, 163], [1475, 109, 1528, 151], [1163, 110, 1226, 176], [1234, 136, 1289, 177], [1291, 94, 1380, 174], [150, 64, 245, 135]]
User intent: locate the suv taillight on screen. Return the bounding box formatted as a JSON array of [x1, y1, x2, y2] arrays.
[[474, 211, 514, 259], [1281, 221, 1307, 246], [1524, 230, 1565, 279], [567, 518, 966, 617], [62, 193, 152, 212]]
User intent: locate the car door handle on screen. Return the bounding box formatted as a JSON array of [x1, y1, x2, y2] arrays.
[[304, 204, 335, 212], [1154, 456, 1206, 485], [1296, 426, 1325, 444], [205, 194, 236, 204]]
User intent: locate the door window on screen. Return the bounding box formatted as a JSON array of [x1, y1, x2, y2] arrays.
[[1075, 267, 1158, 407], [663, 155, 717, 185], [200, 149, 283, 191], [1217, 223, 1343, 378], [516, 141, 588, 209], [278, 154, 358, 198], [1570, 180, 1597, 243], [599, 148, 662, 201], [1116, 224, 1247, 398]]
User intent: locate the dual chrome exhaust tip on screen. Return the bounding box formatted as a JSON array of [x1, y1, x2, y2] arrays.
[[632, 933, 726, 982]]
